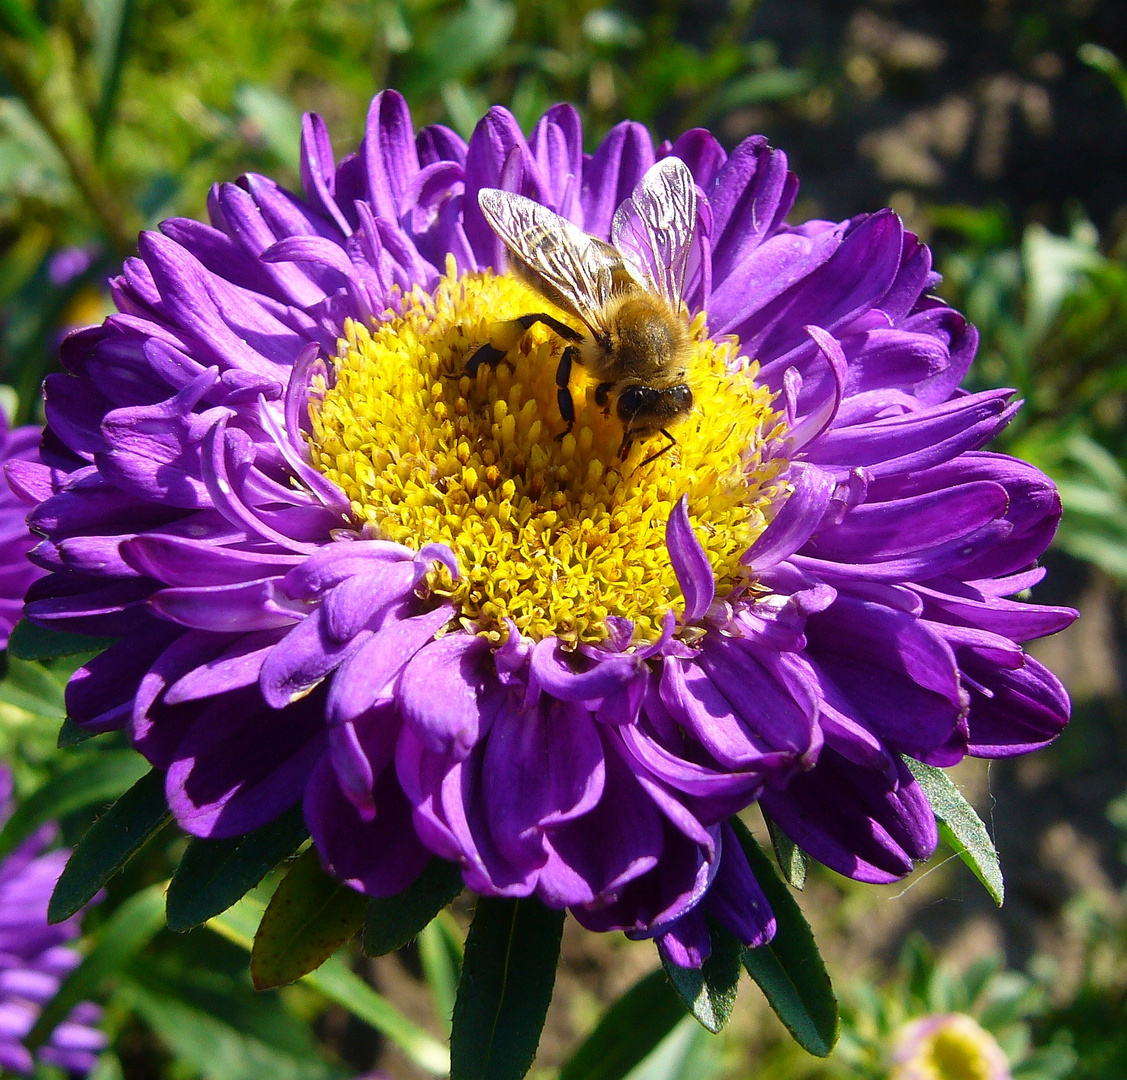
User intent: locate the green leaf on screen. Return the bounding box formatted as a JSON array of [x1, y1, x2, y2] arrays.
[[731, 818, 839, 1056], [209, 896, 450, 1075], [0, 0, 43, 40], [558, 969, 686, 1080], [234, 86, 303, 172], [88, 0, 137, 151], [661, 922, 742, 1034], [49, 769, 170, 924], [8, 620, 116, 661], [0, 655, 66, 718], [362, 856, 464, 956], [250, 846, 367, 990], [57, 717, 98, 747], [166, 805, 308, 932], [450, 896, 565, 1080], [86, 1051, 124, 1080], [119, 958, 335, 1080], [708, 67, 811, 113], [27, 883, 166, 1050], [903, 756, 1004, 905], [765, 814, 807, 889], [1079, 43, 1127, 111], [0, 750, 150, 862], [418, 914, 462, 1035], [405, 0, 515, 97]]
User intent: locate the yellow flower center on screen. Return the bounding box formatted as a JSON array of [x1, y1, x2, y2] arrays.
[[892, 1016, 1010, 1080], [307, 256, 787, 645]]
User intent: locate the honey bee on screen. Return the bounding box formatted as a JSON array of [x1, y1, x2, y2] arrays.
[[467, 156, 699, 463]]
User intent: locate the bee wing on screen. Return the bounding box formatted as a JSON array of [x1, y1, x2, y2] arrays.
[[478, 189, 642, 333], [610, 157, 698, 309]]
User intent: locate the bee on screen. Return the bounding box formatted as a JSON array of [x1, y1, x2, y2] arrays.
[[467, 156, 699, 464]]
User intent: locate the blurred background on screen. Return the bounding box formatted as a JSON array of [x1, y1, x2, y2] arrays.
[[2, 0, 1127, 1078]]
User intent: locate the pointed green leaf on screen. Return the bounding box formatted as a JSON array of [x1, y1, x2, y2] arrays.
[[209, 896, 450, 1075], [58, 717, 98, 747], [8, 620, 115, 660], [250, 846, 367, 990], [27, 883, 166, 1051], [362, 856, 464, 956], [765, 813, 807, 889], [661, 922, 742, 1034], [450, 897, 564, 1080], [166, 805, 308, 932], [0, 750, 150, 862], [558, 969, 686, 1080], [49, 769, 170, 924], [731, 818, 839, 1056], [903, 756, 1004, 905]]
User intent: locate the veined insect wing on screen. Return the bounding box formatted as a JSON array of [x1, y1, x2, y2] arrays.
[[610, 157, 698, 308], [477, 188, 629, 331]]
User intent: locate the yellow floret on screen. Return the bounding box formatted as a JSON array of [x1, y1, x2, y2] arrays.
[[307, 257, 787, 645]]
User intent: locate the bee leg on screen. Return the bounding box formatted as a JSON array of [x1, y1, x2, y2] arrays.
[[463, 341, 508, 378], [640, 429, 678, 467], [594, 382, 613, 418], [554, 346, 579, 441], [461, 314, 581, 381], [515, 313, 584, 344]]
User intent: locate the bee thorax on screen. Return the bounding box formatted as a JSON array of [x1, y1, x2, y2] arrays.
[[605, 295, 687, 378]]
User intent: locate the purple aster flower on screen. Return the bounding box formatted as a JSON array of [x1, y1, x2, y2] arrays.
[[0, 766, 107, 1075], [0, 418, 45, 649], [20, 92, 1075, 968]]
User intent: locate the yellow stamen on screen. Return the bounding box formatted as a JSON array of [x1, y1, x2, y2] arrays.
[[307, 256, 787, 645]]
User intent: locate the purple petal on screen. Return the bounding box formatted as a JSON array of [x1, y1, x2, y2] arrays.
[[762, 752, 937, 883], [305, 756, 431, 896], [581, 121, 655, 241], [703, 822, 775, 948], [482, 697, 605, 865], [166, 687, 326, 838], [666, 496, 714, 621], [398, 633, 508, 756]]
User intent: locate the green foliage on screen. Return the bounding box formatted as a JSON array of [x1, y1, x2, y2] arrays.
[[903, 756, 1004, 906], [827, 936, 1076, 1080], [166, 805, 309, 933], [936, 206, 1127, 586], [29, 884, 168, 1051], [362, 855, 465, 956], [661, 922, 743, 1034], [558, 969, 688, 1080], [49, 767, 170, 923], [249, 846, 368, 990], [0, 747, 148, 861], [450, 897, 565, 1080], [731, 817, 840, 1057], [210, 893, 451, 1074]]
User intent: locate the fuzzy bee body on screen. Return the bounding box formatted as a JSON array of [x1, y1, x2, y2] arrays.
[[469, 157, 699, 461]]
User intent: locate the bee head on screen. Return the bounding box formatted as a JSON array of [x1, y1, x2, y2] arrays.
[[617, 384, 694, 429]]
